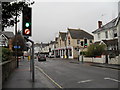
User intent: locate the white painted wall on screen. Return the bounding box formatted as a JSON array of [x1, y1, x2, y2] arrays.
[[79, 55, 119, 65], [94, 27, 118, 42]]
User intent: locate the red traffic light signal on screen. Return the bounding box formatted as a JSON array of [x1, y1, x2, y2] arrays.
[[22, 7, 32, 36]]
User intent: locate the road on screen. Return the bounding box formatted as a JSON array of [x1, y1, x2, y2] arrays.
[[35, 58, 119, 88]]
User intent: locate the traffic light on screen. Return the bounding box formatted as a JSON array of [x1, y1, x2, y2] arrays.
[[22, 7, 32, 36], [84, 39, 88, 48]]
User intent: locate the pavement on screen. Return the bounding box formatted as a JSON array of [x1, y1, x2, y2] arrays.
[[2, 58, 55, 89], [91, 63, 120, 70]]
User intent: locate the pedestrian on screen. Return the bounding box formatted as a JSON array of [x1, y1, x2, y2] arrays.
[[78, 55, 79, 62]]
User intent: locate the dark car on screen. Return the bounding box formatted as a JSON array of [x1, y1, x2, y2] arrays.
[[38, 54, 46, 61]]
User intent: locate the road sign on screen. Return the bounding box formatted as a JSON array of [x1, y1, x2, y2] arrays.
[[24, 29, 30, 35], [14, 46, 21, 49]]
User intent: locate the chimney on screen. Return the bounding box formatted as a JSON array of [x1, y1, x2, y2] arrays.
[[98, 21, 102, 28]]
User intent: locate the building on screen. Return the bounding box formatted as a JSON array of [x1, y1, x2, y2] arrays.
[[92, 14, 120, 63], [34, 42, 50, 56], [116, 13, 120, 53], [92, 17, 119, 52], [0, 31, 14, 50], [48, 41, 57, 57], [54, 32, 67, 58], [118, 1, 120, 53], [54, 28, 94, 59]]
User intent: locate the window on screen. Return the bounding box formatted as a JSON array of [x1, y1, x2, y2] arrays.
[[105, 31, 108, 38], [113, 29, 117, 38], [60, 39, 61, 47], [81, 41, 84, 46], [89, 40, 92, 43], [69, 49, 72, 56], [98, 33, 100, 39], [77, 40, 80, 44], [114, 33, 117, 37], [68, 40, 70, 45]]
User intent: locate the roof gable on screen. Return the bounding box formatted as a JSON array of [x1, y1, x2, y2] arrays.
[[0, 31, 14, 39]]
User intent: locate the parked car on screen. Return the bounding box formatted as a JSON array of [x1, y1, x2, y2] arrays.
[[38, 54, 46, 61]]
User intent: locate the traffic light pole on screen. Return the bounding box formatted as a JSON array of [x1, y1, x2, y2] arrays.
[[15, 9, 19, 68], [24, 37, 35, 82]]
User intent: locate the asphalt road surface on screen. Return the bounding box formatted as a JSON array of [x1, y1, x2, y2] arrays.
[[35, 58, 119, 88]]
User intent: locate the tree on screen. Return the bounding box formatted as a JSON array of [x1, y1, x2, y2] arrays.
[[12, 31, 26, 56], [2, 0, 35, 31], [2, 47, 13, 62], [85, 44, 106, 57]]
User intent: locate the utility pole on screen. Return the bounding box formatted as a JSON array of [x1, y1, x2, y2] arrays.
[[118, 2, 120, 50], [0, 1, 2, 90], [15, 8, 19, 68], [118, 2, 120, 63]]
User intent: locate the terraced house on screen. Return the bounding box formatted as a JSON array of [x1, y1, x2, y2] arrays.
[[54, 28, 94, 59]]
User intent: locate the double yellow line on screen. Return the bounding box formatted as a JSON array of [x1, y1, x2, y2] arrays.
[[35, 66, 63, 89]]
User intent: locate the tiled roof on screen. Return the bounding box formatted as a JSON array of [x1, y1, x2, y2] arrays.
[[0, 31, 14, 39], [59, 32, 67, 41], [68, 28, 93, 39]]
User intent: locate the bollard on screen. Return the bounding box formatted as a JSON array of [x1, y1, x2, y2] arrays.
[[28, 56, 30, 61]]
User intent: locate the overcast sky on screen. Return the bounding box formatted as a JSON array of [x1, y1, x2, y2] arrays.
[[5, 0, 119, 43]]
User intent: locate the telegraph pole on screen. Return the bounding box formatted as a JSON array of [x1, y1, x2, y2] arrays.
[[15, 8, 19, 68], [118, 2, 120, 61]]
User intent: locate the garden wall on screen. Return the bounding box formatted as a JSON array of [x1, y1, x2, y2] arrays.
[[2, 58, 17, 84], [79, 55, 120, 65]]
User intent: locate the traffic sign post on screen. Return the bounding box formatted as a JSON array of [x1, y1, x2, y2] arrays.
[[24, 37, 35, 82]]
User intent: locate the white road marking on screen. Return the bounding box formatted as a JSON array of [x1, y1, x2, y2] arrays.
[[78, 80, 92, 83], [35, 66, 63, 89], [104, 77, 120, 83]]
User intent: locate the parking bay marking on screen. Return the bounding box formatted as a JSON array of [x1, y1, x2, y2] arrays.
[[78, 80, 92, 83], [104, 77, 120, 83], [35, 66, 63, 89]]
